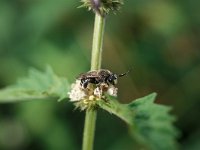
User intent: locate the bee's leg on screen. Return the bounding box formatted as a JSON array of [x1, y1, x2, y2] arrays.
[[81, 78, 96, 89], [81, 79, 89, 89]]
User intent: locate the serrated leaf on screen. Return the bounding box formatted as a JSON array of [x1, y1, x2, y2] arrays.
[[97, 93, 179, 150], [0, 66, 70, 103]]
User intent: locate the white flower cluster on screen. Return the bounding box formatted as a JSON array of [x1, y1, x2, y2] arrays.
[[68, 80, 87, 102], [68, 79, 118, 102]]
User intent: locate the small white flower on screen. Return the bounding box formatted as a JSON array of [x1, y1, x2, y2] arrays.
[[94, 87, 102, 97], [68, 79, 118, 102], [107, 85, 118, 97], [68, 80, 87, 102]]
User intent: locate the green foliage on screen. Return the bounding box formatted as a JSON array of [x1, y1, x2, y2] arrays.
[[97, 93, 179, 150], [0, 67, 70, 103]]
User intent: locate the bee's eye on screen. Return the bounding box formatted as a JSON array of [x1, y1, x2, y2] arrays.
[[108, 74, 118, 85], [108, 77, 113, 82]]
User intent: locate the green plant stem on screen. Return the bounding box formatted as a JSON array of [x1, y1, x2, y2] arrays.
[[82, 109, 97, 150], [91, 13, 106, 70], [82, 13, 106, 150]]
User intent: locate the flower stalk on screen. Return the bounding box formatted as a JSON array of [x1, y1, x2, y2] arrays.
[[80, 0, 124, 149], [91, 13, 106, 70], [82, 13, 106, 150]]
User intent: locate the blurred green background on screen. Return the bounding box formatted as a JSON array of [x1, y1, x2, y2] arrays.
[[0, 0, 200, 149]]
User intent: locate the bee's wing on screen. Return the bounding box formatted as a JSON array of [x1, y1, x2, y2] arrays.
[[98, 70, 110, 78], [77, 71, 99, 79], [86, 71, 99, 78]]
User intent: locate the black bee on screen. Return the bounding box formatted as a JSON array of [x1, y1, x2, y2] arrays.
[[77, 69, 130, 89]]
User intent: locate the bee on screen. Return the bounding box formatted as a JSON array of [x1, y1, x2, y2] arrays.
[[77, 69, 130, 89]]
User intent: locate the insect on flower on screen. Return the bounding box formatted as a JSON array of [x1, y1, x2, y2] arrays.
[[68, 69, 130, 102], [77, 69, 130, 89]]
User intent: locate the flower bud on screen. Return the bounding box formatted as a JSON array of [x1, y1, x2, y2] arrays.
[[79, 0, 124, 16]]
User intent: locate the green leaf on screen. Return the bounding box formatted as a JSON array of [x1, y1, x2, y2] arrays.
[[0, 66, 70, 103], [97, 93, 179, 150]]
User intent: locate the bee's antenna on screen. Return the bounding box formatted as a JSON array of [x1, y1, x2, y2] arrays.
[[118, 69, 132, 77]]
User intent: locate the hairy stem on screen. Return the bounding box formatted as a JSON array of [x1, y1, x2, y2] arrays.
[[82, 14, 106, 150]]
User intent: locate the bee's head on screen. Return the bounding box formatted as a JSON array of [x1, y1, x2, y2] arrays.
[[107, 73, 118, 85]]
